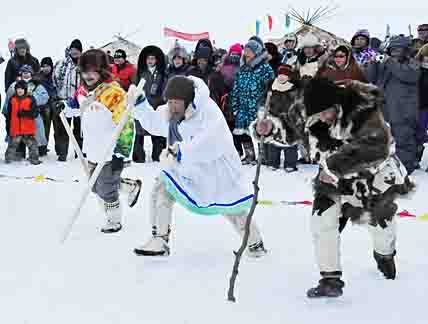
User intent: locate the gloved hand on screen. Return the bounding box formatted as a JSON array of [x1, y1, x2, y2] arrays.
[[160, 143, 181, 167], [111, 155, 124, 172], [128, 78, 147, 108], [62, 99, 81, 118], [17, 110, 33, 118], [55, 100, 65, 113]]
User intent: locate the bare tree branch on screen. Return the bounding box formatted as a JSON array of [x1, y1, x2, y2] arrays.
[[227, 136, 265, 303], [227, 92, 272, 303]]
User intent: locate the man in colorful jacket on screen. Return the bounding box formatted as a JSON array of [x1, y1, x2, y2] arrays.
[[64, 49, 141, 234]]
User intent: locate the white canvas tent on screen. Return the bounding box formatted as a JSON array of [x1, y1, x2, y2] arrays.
[[100, 36, 142, 65]]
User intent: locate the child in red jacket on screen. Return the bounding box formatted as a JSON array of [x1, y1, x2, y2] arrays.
[[5, 80, 41, 165]]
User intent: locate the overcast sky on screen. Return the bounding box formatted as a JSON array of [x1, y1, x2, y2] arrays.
[[0, 1, 427, 63]]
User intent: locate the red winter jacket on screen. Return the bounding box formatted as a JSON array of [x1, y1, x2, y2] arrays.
[[111, 62, 136, 91], [8, 95, 38, 137]]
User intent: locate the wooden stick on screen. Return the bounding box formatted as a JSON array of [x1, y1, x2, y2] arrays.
[[227, 135, 265, 303], [227, 92, 272, 303]]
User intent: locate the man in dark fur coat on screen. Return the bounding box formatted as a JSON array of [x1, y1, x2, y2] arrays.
[[255, 78, 408, 298]]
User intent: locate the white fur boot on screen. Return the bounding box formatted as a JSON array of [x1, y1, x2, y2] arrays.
[[224, 212, 267, 258], [101, 200, 123, 234], [134, 177, 174, 256]]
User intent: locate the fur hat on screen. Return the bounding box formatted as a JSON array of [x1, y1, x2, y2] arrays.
[[14, 38, 30, 50], [229, 43, 243, 56], [138, 45, 167, 76], [79, 49, 111, 78], [284, 33, 298, 49], [304, 78, 343, 117], [418, 24, 428, 31], [41, 57, 54, 69], [168, 45, 188, 62], [19, 64, 34, 75], [70, 39, 83, 53], [114, 49, 127, 59], [164, 76, 195, 107], [351, 29, 370, 46], [277, 64, 293, 76], [300, 33, 320, 48], [15, 80, 28, 93], [418, 24, 428, 41], [245, 40, 264, 56], [249, 36, 264, 47], [388, 35, 412, 50], [194, 46, 212, 60]]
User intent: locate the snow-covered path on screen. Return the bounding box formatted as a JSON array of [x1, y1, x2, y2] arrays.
[[1, 140, 428, 323]]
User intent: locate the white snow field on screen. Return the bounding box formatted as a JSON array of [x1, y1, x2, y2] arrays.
[[1, 126, 428, 324]]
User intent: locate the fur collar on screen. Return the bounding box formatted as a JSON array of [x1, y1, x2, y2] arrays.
[[305, 81, 382, 137], [272, 79, 294, 92], [240, 51, 269, 70]]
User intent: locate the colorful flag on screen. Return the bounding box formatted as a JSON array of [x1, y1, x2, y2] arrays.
[[164, 27, 210, 41], [267, 15, 273, 32], [256, 20, 261, 36], [285, 14, 291, 30]]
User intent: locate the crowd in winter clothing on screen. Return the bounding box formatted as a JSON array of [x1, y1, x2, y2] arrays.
[[0, 23, 428, 176]]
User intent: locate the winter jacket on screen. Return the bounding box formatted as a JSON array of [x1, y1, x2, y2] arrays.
[[285, 80, 407, 225], [133, 76, 253, 216], [231, 52, 275, 134], [79, 81, 135, 163], [136, 46, 167, 109], [166, 64, 191, 80], [309, 83, 406, 225], [53, 56, 80, 100], [135, 46, 168, 135], [192, 39, 214, 66], [265, 42, 283, 76], [111, 62, 136, 91], [186, 65, 227, 107], [3, 80, 49, 145], [366, 57, 420, 173], [352, 47, 377, 67], [420, 68, 428, 110], [4, 54, 40, 90], [282, 49, 298, 65], [220, 54, 240, 91], [250, 79, 303, 147], [281, 33, 299, 65], [36, 73, 56, 99], [7, 95, 38, 137], [295, 49, 328, 78], [316, 46, 367, 84], [367, 58, 420, 122]]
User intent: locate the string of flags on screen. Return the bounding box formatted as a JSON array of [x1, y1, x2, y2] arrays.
[[254, 13, 292, 36], [258, 199, 428, 221]]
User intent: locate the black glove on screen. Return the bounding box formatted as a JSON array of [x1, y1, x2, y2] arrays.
[[111, 155, 124, 172], [17, 110, 33, 118], [55, 101, 65, 113]]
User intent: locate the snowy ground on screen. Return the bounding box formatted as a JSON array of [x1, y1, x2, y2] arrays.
[[1, 126, 428, 324]]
